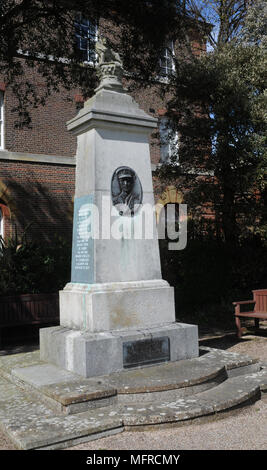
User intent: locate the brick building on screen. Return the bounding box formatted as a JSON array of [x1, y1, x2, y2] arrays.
[[0, 16, 206, 243]]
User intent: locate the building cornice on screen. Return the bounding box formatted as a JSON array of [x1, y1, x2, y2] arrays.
[[0, 150, 76, 166]]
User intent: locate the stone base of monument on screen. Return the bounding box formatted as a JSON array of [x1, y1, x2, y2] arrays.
[[0, 345, 266, 449], [39, 280, 199, 377], [59, 280, 178, 332], [40, 322, 199, 378]]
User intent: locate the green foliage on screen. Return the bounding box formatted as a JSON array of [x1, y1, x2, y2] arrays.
[[156, 39, 267, 243], [0, 0, 181, 126], [154, 0, 267, 244], [0, 227, 71, 296], [160, 233, 267, 327], [241, 0, 267, 48]]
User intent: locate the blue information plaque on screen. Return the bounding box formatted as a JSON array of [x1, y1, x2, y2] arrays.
[[71, 195, 95, 284]]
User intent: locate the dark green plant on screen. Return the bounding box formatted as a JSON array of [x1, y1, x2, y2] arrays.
[[159, 232, 267, 327], [0, 227, 71, 296]]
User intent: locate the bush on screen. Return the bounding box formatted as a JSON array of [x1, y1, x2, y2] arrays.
[[0, 228, 71, 296], [159, 234, 267, 326]]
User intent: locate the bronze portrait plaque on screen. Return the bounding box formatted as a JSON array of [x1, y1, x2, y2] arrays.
[[111, 166, 143, 216]]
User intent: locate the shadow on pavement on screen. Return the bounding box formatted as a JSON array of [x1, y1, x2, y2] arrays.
[[199, 328, 267, 351]]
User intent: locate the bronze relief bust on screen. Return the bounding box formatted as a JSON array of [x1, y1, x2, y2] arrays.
[[111, 166, 143, 216]]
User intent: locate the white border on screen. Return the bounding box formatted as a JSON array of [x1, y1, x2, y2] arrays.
[[0, 208, 3, 238], [0, 91, 4, 150]]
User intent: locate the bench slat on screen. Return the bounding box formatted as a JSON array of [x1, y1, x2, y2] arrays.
[[233, 300, 255, 305], [235, 312, 267, 319]]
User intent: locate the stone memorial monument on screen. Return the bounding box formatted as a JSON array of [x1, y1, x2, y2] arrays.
[[40, 38, 198, 377]]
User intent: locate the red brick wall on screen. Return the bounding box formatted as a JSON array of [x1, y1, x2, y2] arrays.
[[1, 65, 79, 157], [129, 85, 169, 166], [0, 159, 75, 241], [0, 24, 206, 242], [1, 71, 164, 163]]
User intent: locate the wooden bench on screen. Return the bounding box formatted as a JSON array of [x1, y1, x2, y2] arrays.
[[0, 293, 59, 346], [233, 289, 267, 338]]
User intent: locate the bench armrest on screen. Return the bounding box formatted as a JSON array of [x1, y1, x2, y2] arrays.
[[233, 299, 255, 315]]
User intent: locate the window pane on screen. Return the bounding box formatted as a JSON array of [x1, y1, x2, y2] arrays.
[[159, 42, 174, 77], [74, 15, 97, 63], [159, 117, 179, 163], [0, 92, 3, 149], [0, 207, 3, 238]]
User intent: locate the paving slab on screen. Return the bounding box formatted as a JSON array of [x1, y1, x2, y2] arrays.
[[198, 346, 258, 370], [12, 363, 116, 400], [0, 375, 123, 450], [41, 379, 117, 406], [112, 373, 266, 426], [10, 363, 118, 414], [0, 350, 41, 376], [106, 357, 227, 394]]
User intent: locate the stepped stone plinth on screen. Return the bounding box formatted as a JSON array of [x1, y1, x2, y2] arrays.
[[0, 345, 266, 449]]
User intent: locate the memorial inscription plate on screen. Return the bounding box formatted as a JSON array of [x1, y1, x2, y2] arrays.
[[71, 195, 94, 283], [123, 337, 170, 368]]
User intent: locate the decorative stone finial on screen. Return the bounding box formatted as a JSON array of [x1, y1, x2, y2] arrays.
[[95, 36, 125, 92]]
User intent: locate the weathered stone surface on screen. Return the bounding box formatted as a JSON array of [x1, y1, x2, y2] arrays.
[[11, 363, 117, 412], [66, 85, 161, 286], [12, 363, 80, 387], [119, 399, 215, 426], [0, 350, 41, 375], [199, 346, 258, 370], [40, 323, 199, 377], [0, 376, 123, 450], [0, 347, 266, 449], [41, 380, 116, 406], [59, 280, 176, 332], [107, 357, 227, 394]]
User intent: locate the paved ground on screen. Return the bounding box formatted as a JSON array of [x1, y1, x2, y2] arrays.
[[0, 330, 266, 451]]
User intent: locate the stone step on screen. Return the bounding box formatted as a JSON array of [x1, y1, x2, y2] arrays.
[[0, 375, 123, 450], [0, 346, 260, 415], [116, 372, 266, 426], [0, 365, 266, 449], [0, 347, 266, 449]]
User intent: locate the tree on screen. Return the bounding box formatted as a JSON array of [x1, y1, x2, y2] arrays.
[[0, 0, 182, 125], [155, 0, 267, 243], [241, 0, 267, 48], [185, 0, 250, 48]]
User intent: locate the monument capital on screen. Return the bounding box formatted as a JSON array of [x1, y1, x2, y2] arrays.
[[95, 36, 125, 93]]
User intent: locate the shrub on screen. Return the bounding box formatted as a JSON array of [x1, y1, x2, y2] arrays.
[[0, 228, 71, 296], [159, 234, 267, 325]]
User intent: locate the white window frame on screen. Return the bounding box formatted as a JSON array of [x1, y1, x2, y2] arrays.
[[158, 41, 175, 78], [0, 208, 3, 238], [159, 117, 179, 164], [0, 91, 4, 150], [74, 13, 98, 65]]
